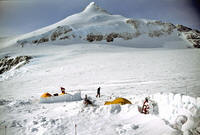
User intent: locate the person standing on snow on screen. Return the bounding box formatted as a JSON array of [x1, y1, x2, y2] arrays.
[[141, 97, 149, 114], [96, 87, 101, 98]]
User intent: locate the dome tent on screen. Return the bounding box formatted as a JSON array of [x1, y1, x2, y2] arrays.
[[40, 92, 52, 98], [104, 97, 132, 105]]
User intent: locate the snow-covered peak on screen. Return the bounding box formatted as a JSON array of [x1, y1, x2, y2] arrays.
[[1, 2, 200, 49], [83, 2, 109, 14]]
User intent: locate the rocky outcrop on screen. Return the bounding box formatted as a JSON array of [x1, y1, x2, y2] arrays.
[[178, 26, 200, 48], [126, 19, 176, 38], [86, 32, 141, 42], [106, 33, 118, 42], [126, 19, 140, 29], [148, 31, 164, 37], [106, 32, 140, 41], [185, 32, 200, 48], [0, 56, 32, 74], [193, 40, 200, 48], [16, 40, 28, 47], [31, 37, 49, 44], [60, 36, 69, 40], [87, 34, 104, 42], [32, 40, 38, 44], [165, 23, 176, 33], [50, 26, 72, 41], [147, 21, 176, 30], [17, 26, 73, 46], [38, 37, 49, 44], [176, 25, 192, 32]]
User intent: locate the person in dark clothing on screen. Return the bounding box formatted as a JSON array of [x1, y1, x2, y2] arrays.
[[141, 97, 149, 114], [60, 87, 66, 95], [96, 87, 101, 98], [83, 94, 93, 106], [84, 94, 87, 100]]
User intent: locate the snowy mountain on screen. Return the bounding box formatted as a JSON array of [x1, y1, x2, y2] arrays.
[[0, 2, 200, 135], [7, 2, 199, 49]]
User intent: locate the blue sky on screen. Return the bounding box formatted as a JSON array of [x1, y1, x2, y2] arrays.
[[0, 0, 200, 36]]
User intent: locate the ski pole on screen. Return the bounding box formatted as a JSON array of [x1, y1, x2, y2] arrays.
[[5, 126, 7, 135], [75, 124, 77, 135]]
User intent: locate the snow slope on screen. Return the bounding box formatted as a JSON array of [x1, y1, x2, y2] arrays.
[[0, 44, 200, 135]]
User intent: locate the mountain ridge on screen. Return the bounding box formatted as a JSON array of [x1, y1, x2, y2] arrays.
[[6, 2, 200, 48]]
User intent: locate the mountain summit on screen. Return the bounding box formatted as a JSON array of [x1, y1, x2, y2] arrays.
[[12, 2, 200, 48], [83, 2, 109, 14]]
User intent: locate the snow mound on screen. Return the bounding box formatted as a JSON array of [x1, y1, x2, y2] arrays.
[[146, 93, 200, 134], [8, 99, 32, 108], [0, 99, 11, 105], [39, 92, 82, 103]]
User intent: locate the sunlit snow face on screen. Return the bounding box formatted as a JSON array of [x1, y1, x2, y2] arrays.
[[0, 0, 199, 36]]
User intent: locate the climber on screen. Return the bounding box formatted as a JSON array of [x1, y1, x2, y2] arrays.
[[96, 87, 101, 98], [141, 97, 149, 114]]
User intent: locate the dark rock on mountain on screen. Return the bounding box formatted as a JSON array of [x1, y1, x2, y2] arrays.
[[0, 56, 32, 74], [38, 37, 49, 44], [87, 34, 104, 42], [50, 26, 72, 41], [182, 29, 200, 48], [176, 25, 192, 32]]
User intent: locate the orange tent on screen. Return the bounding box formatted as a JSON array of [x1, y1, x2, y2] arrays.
[[104, 98, 132, 105], [40, 92, 52, 98]]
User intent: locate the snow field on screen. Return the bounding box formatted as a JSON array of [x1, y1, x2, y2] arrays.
[[0, 91, 199, 135], [0, 43, 199, 135]]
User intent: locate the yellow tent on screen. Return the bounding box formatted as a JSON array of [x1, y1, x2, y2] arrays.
[[104, 98, 132, 105], [40, 92, 52, 98]]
